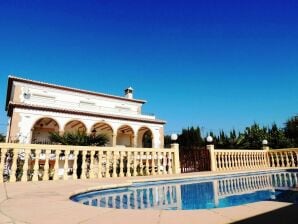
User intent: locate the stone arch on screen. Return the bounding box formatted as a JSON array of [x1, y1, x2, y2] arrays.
[[64, 120, 87, 133], [137, 126, 153, 148], [90, 122, 113, 146], [116, 125, 134, 147], [31, 117, 60, 144]]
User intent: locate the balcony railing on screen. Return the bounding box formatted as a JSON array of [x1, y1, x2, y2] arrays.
[[0, 143, 180, 183]]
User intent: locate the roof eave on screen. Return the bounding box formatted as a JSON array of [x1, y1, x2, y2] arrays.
[[6, 75, 147, 106]]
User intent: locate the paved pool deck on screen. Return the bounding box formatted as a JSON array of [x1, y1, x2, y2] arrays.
[[0, 168, 297, 224]]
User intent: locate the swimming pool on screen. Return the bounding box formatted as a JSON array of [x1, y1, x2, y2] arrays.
[[71, 170, 298, 210]]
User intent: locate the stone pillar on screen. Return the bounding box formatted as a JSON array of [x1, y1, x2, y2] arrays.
[[132, 135, 137, 148], [207, 144, 216, 171], [170, 143, 180, 174], [112, 134, 117, 147], [262, 143, 270, 168]]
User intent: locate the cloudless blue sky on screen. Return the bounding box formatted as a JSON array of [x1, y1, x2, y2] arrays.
[[0, 0, 297, 135]]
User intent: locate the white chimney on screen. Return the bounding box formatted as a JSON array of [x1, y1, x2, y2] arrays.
[[124, 87, 133, 99]]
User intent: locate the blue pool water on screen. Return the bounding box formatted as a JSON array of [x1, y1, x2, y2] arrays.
[[71, 170, 298, 210]]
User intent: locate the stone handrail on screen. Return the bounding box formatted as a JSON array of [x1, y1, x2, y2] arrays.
[[267, 148, 298, 168], [207, 146, 298, 171], [213, 149, 268, 171], [0, 143, 180, 183]]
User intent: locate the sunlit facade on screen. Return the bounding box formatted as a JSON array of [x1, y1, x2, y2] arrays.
[[5, 76, 165, 148]]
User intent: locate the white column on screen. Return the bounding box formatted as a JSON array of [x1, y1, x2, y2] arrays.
[[171, 143, 180, 174], [207, 144, 216, 171]]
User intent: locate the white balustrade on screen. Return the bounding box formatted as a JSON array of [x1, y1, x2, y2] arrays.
[[210, 148, 298, 171], [213, 150, 268, 171], [0, 143, 179, 183], [268, 149, 298, 168]]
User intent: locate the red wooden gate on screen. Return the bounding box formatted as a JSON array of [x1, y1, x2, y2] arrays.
[[179, 147, 211, 173]]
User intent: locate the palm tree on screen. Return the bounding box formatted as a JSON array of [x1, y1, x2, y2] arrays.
[[49, 131, 109, 146]]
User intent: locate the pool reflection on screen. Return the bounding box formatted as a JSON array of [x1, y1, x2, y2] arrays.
[[73, 171, 298, 210]]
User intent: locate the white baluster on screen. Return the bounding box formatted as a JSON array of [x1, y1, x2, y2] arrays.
[[72, 150, 79, 179], [97, 150, 102, 178], [119, 151, 124, 177], [112, 151, 118, 178], [127, 151, 131, 177], [21, 149, 29, 182], [32, 149, 41, 182], [43, 149, 50, 181]]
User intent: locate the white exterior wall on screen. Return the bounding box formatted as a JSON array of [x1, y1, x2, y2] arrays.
[[14, 108, 163, 148], [16, 82, 155, 120]]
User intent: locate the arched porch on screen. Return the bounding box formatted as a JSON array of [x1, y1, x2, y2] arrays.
[[137, 127, 153, 148], [31, 117, 59, 144], [64, 120, 87, 134], [116, 125, 134, 147], [90, 122, 113, 146]]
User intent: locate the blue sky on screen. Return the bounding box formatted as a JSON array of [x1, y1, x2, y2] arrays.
[[0, 0, 297, 135]]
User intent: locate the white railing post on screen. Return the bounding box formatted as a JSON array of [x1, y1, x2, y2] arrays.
[[207, 144, 216, 171], [171, 143, 180, 174]]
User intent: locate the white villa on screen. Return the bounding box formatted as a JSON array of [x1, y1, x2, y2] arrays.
[[5, 76, 166, 148]]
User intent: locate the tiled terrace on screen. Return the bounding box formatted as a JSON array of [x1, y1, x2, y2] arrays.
[[1, 168, 297, 224]]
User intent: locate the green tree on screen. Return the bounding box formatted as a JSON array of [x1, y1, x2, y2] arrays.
[[240, 123, 268, 149], [217, 130, 229, 149], [178, 126, 204, 149], [164, 135, 172, 148], [284, 116, 298, 147], [0, 133, 5, 142], [268, 123, 291, 149]]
